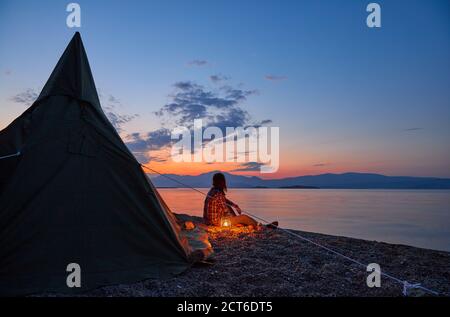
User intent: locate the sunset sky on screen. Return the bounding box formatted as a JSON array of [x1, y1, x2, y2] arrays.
[[0, 0, 449, 178]]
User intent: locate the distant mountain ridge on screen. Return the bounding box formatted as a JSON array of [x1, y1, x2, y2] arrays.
[[150, 171, 450, 189]]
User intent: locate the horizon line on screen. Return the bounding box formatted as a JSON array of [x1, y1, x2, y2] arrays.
[[144, 170, 450, 180]]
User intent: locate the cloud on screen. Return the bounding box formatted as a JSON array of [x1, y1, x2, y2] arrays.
[[155, 81, 258, 129], [253, 119, 273, 128], [4, 70, 12, 76], [108, 94, 121, 105], [232, 162, 266, 172], [265, 75, 288, 81], [403, 127, 423, 131], [125, 128, 173, 163], [210, 74, 230, 83], [187, 59, 208, 67], [221, 85, 258, 102], [134, 79, 271, 165], [101, 94, 139, 133], [105, 112, 138, 132], [10, 89, 39, 106], [313, 163, 329, 167], [173, 81, 197, 90], [147, 155, 169, 163]]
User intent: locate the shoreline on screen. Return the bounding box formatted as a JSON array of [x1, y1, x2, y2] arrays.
[[52, 214, 450, 297]]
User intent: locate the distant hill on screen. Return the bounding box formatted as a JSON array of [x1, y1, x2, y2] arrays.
[[150, 171, 450, 189]]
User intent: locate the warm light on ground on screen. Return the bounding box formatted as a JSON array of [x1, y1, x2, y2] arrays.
[[207, 224, 257, 238]]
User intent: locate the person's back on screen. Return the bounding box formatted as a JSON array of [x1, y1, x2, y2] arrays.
[[203, 187, 227, 226], [203, 172, 268, 228]]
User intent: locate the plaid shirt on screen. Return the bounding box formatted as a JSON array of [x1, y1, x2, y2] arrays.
[[203, 188, 237, 226]]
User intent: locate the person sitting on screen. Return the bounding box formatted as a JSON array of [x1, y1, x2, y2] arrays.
[[203, 172, 278, 229]]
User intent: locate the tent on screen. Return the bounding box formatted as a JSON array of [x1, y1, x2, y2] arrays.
[[0, 32, 199, 296]]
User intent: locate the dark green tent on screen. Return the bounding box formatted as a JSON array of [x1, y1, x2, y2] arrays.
[[0, 32, 195, 296]]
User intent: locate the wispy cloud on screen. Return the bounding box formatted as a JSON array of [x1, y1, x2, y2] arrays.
[[313, 163, 329, 167], [130, 79, 271, 165], [127, 129, 173, 151], [125, 128, 173, 163], [403, 127, 423, 131], [10, 88, 39, 106], [108, 94, 121, 105], [104, 111, 138, 132], [210, 74, 230, 83], [4, 70, 12, 76], [253, 119, 273, 128], [232, 162, 266, 172], [155, 81, 259, 129], [101, 94, 139, 133], [265, 75, 288, 81], [187, 59, 208, 67]]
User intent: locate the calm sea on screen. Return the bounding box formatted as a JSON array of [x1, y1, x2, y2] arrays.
[[158, 188, 450, 252]]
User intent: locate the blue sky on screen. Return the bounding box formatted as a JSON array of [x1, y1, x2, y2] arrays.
[[0, 0, 449, 177]]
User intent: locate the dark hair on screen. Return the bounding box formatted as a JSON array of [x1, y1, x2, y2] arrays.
[[212, 172, 227, 192]]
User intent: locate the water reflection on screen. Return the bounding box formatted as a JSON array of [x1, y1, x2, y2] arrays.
[[158, 188, 450, 252]]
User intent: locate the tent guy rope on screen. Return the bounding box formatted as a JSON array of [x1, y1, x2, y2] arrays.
[[141, 164, 440, 297], [0, 151, 21, 160]]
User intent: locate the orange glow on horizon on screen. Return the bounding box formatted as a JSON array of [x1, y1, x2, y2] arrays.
[[139, 146, 443, 179]]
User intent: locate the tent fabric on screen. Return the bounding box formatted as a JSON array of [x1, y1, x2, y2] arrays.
[[0, 32, 196, 296]]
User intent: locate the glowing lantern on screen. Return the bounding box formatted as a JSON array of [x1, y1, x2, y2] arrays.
[[222, 218, 231, 228]]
